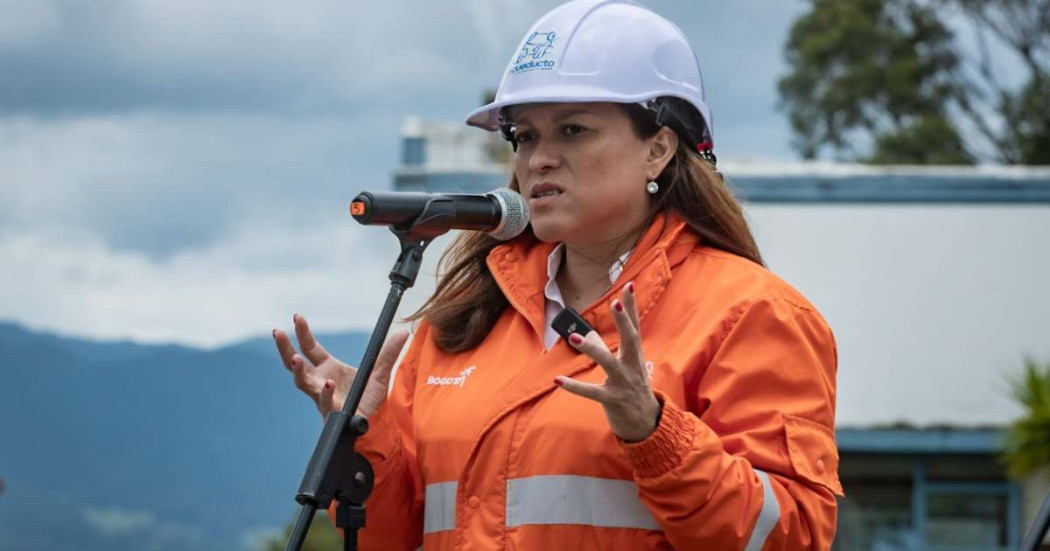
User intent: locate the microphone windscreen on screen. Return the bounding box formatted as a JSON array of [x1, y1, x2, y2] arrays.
[[487, 188, 530, 241]]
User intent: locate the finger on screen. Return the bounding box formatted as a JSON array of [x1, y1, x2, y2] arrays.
[[290, 353, 317, 393], [372, 330, 410, 387], [568, 331, 624, 382], [273, 329, 296, 370], [623, 281, 641, 332], [319, 378, 336, 416], [554, 376, 609, 403], [293, 314, 331, 366], [610, 298, 642, 364]]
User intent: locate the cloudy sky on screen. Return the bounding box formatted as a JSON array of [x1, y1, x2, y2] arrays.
[[0, 0, 810, 345], [1, 0, 1046, 427]]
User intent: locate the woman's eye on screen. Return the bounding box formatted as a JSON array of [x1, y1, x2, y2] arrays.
[[563, 124, 586, 136], [515, 130, 536, 144]]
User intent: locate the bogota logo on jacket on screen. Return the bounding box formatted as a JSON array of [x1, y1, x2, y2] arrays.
[[426, 365, 476, 388]]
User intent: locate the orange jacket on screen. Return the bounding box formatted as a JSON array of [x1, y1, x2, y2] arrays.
[[347, 211, 842, 550]]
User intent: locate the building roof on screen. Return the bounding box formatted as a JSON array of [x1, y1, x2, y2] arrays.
[[836, 427, 1006, 454], [720, 163, 1050, 203]]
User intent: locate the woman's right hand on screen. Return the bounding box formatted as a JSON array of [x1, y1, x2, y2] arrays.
[[273, 314, 410, 419]]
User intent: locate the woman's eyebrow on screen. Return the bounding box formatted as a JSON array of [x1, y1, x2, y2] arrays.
[[552, 108, 593, 120], [515, 108, 595, 126]]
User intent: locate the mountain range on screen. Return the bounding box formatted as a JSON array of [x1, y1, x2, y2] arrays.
[[0, 321, 371, 550]]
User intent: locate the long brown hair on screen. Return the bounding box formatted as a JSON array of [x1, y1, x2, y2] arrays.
[[407, 103, 764, 353]]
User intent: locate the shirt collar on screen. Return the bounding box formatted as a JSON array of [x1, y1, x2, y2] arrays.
[[543, 243, 632, 305], [487, 210, 698, 340]]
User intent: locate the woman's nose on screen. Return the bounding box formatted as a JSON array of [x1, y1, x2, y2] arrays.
[[526, 138, 561, 172]]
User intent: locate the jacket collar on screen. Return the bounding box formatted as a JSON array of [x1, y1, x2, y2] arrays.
[[487, 210, 700, 342]]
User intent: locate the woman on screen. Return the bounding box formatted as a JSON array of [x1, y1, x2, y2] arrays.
[[274, 1, 842, 549]]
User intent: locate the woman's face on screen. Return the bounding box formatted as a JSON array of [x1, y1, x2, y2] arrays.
[[511, 102, 673, 248]]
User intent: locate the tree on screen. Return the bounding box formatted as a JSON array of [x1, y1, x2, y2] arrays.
[[779, 0, 1050, 164], [779, 0, 971, 164], [259, 512, 341, 551], [947, 0, 1050, 164], [1003, 357, 1050, 476]]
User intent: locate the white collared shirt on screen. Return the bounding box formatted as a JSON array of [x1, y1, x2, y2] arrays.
[[542, 243, 631, 350]]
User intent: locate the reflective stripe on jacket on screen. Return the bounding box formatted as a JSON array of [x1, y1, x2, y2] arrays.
[[343, 211, 843, 550]]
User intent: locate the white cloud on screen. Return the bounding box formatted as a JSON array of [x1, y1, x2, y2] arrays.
[[0, 213, 454, 348], [239, 525, 284, 551], [81, 506, 156, 535], [79, 504, 208, 546], [0, 0, 61, 45], [0, 111, 404, 257], [464, 0, 536, 66], [0, 0, 511, 116]]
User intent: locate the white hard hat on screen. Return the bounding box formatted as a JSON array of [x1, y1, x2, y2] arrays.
[[465, 0, 714, 150]]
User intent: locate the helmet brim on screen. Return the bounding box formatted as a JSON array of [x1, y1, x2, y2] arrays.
[[466, 85, 712, 136]]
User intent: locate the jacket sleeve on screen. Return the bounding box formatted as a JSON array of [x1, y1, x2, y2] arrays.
[[327, 323, 428, 551], [620, 296, 843, 551]]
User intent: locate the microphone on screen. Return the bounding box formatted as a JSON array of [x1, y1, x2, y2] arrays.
[[350, 188, 530, 241]]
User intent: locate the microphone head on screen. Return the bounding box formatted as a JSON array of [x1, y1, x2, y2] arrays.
[[486, 188, 530, 241]]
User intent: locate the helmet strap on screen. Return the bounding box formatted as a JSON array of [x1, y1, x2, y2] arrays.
[[498, 123, 519, 152], [645, 98, 716, 167]]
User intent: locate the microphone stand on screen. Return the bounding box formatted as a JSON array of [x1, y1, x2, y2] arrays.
[[285, 199, 457, 551]]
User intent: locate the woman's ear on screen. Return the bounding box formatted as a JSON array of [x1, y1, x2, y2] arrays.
[[646, 127, 679, 177]]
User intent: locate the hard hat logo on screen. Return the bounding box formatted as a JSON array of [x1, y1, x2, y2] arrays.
[[511, 31, 557, 75], [517, 31, 556, 64]]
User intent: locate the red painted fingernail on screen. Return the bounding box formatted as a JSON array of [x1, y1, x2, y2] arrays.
[[614, 300, 624, 313], [569, 333, 583, 344], [554, 378, 563, 386], [628, 282, 635, 294]]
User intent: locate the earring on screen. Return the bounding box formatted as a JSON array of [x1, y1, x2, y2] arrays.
[[646, 180, 659, 195]]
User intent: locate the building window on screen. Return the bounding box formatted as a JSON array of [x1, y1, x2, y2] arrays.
[[925, 489, 1010, 549], [836, 479, 916, 550]]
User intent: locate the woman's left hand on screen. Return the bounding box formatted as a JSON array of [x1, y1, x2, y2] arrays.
[[555, 282, 662, 443]]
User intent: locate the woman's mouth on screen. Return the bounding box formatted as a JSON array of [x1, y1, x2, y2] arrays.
[[529, 183, 564, 207]]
